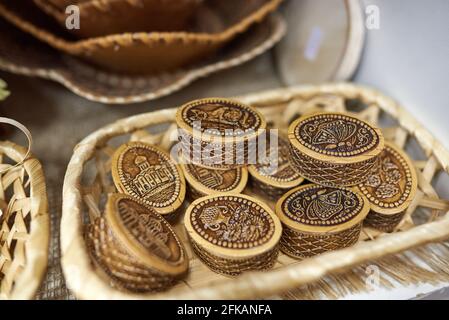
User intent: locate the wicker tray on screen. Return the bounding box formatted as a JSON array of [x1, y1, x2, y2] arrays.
[[61, 83, 449, 299], [0, 141, 49, 299]]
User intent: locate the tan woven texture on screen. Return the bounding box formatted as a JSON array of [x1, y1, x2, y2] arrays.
[[61, 83, 449, 299], [0, 141, 49, 299], [279, 224, 361, 259], [190, 240, 279, 277]]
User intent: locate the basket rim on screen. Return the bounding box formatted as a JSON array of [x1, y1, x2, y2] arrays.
[[0, 0, 282, 54], [61, 83, 449, 300], [0, 14, 286, 104], [0, 140, 49, 300]]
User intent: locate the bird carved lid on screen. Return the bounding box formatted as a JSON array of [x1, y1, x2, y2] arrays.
[[288, 112, 384, 164], [276, 184, 370, 233]]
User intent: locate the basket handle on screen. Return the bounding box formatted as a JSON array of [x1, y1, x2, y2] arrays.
[[0, 117, 32, 174]]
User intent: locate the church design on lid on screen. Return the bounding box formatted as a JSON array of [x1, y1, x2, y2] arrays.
[[131, 155, 176, 198]]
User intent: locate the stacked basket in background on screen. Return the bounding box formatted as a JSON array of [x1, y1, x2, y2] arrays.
[[0, 85, 50, 299], [0, 0, 283, 74]]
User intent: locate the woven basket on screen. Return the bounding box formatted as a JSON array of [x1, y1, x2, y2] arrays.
[[0, 141, 49, 299], [0, 0, 281, 74], [61, 83, 449, 299], [0, 13, 285, 104], [34, 0, 204, 38]]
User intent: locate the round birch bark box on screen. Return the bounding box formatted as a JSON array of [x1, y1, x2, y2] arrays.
[[184, 194, 282, 276], [288, 112, 385, 187], [275, 184, 369, 258]]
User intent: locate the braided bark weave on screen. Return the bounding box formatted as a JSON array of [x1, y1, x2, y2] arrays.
[[290, 146, 378, 187], [363, 211, 405, 233], [0, 141, 49, 299], [190, 240, 279, 276], [279, 224, 362, 259]]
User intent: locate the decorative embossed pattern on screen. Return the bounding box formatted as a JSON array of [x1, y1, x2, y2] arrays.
[[181, 99, 262, 136], [279, 224, 361, 258], [252, 135, 302, 183], [290, 145, 378, 187], [184, 164, 242, 192], [190, 196, 276, 249], [113, 143, 182, 209], [358, 144, 415, 212], [86, 218, 175, 293], [115, 198, 182, 263], [294, 113, 380, 157], [179, 134, 253, 169], [190, 239, 279, 276], [281, 185, 364, 227]]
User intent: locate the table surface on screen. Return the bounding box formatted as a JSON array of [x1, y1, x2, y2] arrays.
[[1, 0, 448, 300]]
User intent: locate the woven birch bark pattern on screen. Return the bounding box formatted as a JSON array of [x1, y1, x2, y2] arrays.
[[363, 211, 405, 233], [190, 240, 279, 276], [61, 83, 449, 299], [0, 141, 49, 299], [279, 224, 361, 259], [289, 146, 379, 187], [85, 217, 175, 292]]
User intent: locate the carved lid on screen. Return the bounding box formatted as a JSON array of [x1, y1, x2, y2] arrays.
[[357, 142, 417, 214], [111, 142, 185, 215], [248, 134, 304, 188], [288, 112, 384, 164], [181, 159, 248, 196], [105, 193, 188, 276], [184, 194, 282, 258], [176, 98, 266, 143], [276, 184, 369, 233]]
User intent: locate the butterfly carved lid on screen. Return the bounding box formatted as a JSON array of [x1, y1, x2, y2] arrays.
[[275, 184, 370, 233], [248, 134, 304, 188], [176, 98, 266, 143], [111, 141, 186, 215], [180, 158, 248, 196], [357, 142, 418, 215], [105, 193, 189, 276], [184, 194, 282, 258], [288, 112, 385, 164]]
